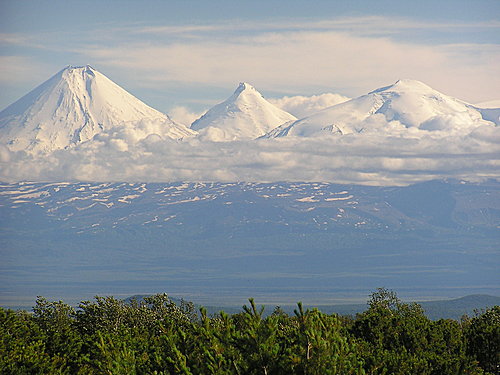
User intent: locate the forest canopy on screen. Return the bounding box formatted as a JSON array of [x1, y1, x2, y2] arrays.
[[1, 289, 499, 374]]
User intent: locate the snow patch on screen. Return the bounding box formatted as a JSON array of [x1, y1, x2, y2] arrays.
[[118, 194, 140, 203], [324, 195, 354, 201], [296, 196, 319, 202]]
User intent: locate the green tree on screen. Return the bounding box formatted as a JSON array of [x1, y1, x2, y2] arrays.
[[188, 308, 242, 374], [0, 307, 68, 374], [32, 297, 85, 371], [466, 306, 500, 374], [234, 298, 284, 374], [288, 302, 364, 374], [351, 288, 482, 375]]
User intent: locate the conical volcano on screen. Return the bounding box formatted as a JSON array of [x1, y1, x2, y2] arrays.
[[0, 65, 194, 153], [191, 82, 296, 141]]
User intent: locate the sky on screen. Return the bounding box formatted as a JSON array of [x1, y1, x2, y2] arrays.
[[1, 0, 499, 121]]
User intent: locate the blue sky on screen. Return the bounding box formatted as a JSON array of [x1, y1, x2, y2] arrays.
[[1, 0, 499, 118]]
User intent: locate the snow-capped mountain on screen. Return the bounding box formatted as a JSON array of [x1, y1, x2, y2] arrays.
[[265, 79, 498, 138], [0, 65, 195, 153], [191, 82, 297, 141]]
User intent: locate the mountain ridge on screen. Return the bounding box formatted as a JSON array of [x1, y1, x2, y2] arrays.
[[264, 79, 498, 138]]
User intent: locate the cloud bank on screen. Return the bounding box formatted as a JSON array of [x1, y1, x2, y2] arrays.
[[82, 30, 499, 105], [268, 93, 351, 118], [1, 121, 498, 186], [168, 106, 206, 127]]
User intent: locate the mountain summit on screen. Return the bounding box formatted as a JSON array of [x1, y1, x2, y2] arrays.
[[191, 82, 296, 141], [265, 79, 496, 138], [0, 65, 194, 153]]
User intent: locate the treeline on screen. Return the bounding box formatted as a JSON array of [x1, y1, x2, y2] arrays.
[[1, 289, 498, 374]]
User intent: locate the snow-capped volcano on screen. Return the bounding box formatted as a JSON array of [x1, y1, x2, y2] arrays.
[[265, 79, 498, 138], [0, 65, 194, 153], [191, 82, 297, 141]]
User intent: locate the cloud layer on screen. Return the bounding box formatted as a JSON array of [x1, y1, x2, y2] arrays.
[[1, 121, 498, 186], [268, 93, 351, 118], [82, 29, 499, 104], [168, 106, 205, 127]]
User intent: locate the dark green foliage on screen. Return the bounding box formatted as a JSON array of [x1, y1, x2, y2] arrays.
[[0, 291, 497, 374], [465, 306, 500, 374], [351, 288, 482, 375], [0, 307, 65, 374], [288, 302, 364, 374], [32, 297, 85, 373]]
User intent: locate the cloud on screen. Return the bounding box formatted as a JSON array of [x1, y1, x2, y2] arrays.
[[269, 93, 350, 118], [0, 144, 11, 163], [128, 17, 500, 39], [475, 99, 500, 108], [79, 28, 500, 104], [0, 57, 59, 112], [1, 121, 499, 186], [168, 106, 205, 127], [1, 15, 499, 110]]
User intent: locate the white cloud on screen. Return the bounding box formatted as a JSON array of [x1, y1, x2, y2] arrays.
[[0, 144, 11, 163], [1, 15, 499, 110], [475, 99, 500, 108], [1, 122, 499, 186], [128, 17, 500, 39], [168, 106, 205, 127], [269, 93, 350, 118], [79, 28, 500, 104]]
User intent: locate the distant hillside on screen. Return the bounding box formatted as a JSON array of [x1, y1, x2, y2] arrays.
[[2, 180, 498, 309], [309, 294, 500, 320], [419, 294, 500, 320], [123, 294, 500, 321]]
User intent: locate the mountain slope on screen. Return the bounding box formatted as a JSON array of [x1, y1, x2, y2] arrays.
[[1, 179, 499, 308], [265, 79, 497, 138], [0, 65, 195, 153], [191, 82, 296, 141]]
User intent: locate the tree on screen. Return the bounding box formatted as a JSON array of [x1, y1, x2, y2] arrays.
[[351, 288, 482, 375], [289, 302, 364, 374], [466, 306, 500, 374], [0, 307, 69, 374]]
